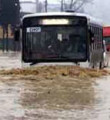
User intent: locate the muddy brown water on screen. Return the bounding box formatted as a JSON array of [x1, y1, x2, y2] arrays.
[[0, 76, 109, 120], [0, 53, 109, 120]]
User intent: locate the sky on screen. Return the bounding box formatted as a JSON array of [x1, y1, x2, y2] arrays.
[[20, 0, 110, 25], [85, 0, 110, 25], [20, 0, 59, 4]]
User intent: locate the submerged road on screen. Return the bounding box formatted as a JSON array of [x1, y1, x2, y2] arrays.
[[0, 53, 109, 120]]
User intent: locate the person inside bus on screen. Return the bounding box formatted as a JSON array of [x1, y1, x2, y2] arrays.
[[45, 35, 61, 55]]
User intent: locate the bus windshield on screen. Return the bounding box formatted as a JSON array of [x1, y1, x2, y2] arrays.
[[23, 17, 87, 62]]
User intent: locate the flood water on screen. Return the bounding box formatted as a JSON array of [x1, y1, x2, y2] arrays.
[[0, 53, 110, 120], [0, 75, 110, 120]]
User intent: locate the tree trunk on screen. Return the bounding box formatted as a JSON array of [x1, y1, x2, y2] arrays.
[[6, 26, 8, 52], [2, 27, 5, 52], [45, 0, 48, 12], [61, 0, 64, 11]]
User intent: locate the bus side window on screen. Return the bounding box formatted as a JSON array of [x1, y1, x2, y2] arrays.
[[89, 29, 94, 44]]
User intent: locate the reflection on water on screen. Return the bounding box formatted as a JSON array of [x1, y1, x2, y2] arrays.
[[0, 76, 110, 119], [0, 81, 25, 119], [20, 77, 95, 110], [92, 76, 110, 120]]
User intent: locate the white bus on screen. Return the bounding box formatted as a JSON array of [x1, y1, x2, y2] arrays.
[[16, 12, 104, 68]]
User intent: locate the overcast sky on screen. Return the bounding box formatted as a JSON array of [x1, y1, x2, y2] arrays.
[[20, 0, 110, 25], [20, 0, 59, 4], [85, 0, 110, 25]]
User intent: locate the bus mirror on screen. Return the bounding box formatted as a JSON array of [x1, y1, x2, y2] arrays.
[[14, 29, 20, 41]]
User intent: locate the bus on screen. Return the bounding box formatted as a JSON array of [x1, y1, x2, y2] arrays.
[[18, 12, 104, 68], [103, 26, 110, 51]]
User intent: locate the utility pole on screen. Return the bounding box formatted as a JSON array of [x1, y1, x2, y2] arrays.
[[61, 0, 64, 11], [70, 0, 73, 9], [45, 0, 48, 12], [36, 0, 38, 12]]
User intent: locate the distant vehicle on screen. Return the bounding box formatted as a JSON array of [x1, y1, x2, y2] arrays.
[[103, 26, 110, 51], [15, 12, 104, 68]]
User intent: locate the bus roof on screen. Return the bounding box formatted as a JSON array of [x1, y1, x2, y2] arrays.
[[23, 12, 103, 26]]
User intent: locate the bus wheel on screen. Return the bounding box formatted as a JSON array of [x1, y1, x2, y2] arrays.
[[99, 62, 104, 69], [92, 64, 95, 69], [90, 63, 95, 69]]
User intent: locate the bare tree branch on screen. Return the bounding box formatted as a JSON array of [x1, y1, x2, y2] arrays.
[[59, 0, 93, 12], [74, 1, 85, 12], [70, 0, 78, 9]]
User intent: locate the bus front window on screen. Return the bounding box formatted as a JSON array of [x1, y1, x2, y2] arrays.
[[24, 25, 87, 61]]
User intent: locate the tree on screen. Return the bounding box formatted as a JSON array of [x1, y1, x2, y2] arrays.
[[59, 0, 93, 12], [0, 0, 20, 25], [0, 0, 20, 51]]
